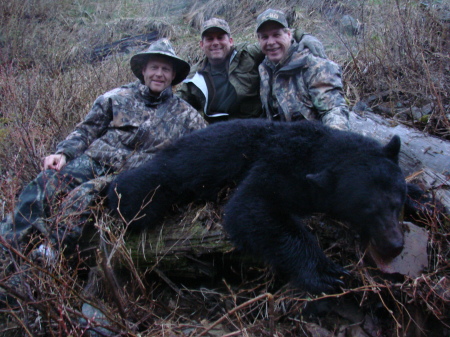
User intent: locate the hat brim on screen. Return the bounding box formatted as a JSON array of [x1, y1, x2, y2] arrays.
[[130, 52, 190, 86], [201, 26, 231, 37], [256, 20, 288, 33]]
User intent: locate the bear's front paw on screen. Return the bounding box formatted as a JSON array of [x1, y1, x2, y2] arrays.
[[295, 261, 347, 294]]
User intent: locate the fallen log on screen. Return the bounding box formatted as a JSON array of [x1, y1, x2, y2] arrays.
[[124, 203, 234, 280], [103, 206, 351, 284], [349, 111, 450, 175], [90, 32, 159, 62], [94, 201, 244, 283], [349, 111, 450, 209]]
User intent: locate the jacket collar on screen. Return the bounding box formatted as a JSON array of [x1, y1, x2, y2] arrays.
[[139, 82, 173, 106], [198, 47, 237, 73], [263, 41, 308, 72]]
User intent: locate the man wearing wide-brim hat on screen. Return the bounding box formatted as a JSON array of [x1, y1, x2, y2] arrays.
[[130, 38, 190, 89], [0, 38, 206, 258]]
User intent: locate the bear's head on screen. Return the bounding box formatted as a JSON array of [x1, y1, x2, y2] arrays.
[[307, 135, 406, 259]]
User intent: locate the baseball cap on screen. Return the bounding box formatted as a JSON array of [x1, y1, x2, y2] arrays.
[[256, 9, 289, 32], [201, 18, 231, 36]]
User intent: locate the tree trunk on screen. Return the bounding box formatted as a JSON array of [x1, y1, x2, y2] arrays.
[[90, 32, 159, 62], [349, 111, 450, 208]]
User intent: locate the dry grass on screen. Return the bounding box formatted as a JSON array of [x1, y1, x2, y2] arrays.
[[0, 0, 449, 336], [0, 201, 448, 336], [338, 1, 450, 138]]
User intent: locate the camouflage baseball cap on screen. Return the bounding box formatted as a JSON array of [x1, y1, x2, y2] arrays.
[[130, 38, 190, 86], [256, 9, 289, 32], [201, 18, 231, 36]]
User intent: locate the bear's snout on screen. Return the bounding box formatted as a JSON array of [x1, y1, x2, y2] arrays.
[[371, 226, 404, 259]]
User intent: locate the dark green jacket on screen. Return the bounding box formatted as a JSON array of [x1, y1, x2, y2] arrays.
[[178, 42, 265, 123]]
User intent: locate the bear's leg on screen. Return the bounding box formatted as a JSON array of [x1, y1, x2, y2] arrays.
[[404, 183, 446, 221], [108, 167, 181, 231], [224, 182, 346, 294]]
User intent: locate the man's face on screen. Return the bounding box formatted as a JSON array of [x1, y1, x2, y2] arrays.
[[200, 29, 234, 65], [142, 56, 176, 94], [257, 22, 292, 64]]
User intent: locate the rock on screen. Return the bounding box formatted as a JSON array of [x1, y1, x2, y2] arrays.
[[408, 104, 434, 121], [304, 322, 333, 337], [369, 222, 428, 277], [80, 303, 115, 337], [340, 15, 361, 35], [337, 325, 371, 337], [352, 100, 372, 114]]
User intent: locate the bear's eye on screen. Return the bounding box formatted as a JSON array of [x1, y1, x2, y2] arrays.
[[359, 203, 376, 215], [390, 201, 403, 215]]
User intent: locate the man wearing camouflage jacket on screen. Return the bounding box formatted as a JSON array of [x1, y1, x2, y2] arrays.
[[256, 9, 350, 130], [0, 39, 206, 251], [178, 18, 327, 123]]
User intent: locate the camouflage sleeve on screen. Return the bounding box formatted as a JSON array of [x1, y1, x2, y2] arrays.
[[183, 103, 208, 132], [119, 152, 154, 171], [320, 106, 350, 130], [244, 42, 265, 65], [122, 102, 207, 171], [305, 55, 350, 130], [55, 94, 113, 160]]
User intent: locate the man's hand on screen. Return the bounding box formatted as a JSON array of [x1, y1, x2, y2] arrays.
[[298, 34, 327, 59], [43, 154, 67, 171]]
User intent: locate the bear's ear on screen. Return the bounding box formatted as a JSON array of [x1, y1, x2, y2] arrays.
[[383, 135, 401, 162], [306, 169, 334, 190]]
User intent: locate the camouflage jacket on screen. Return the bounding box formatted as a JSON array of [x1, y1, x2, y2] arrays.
[[56, 81, 207, 172], [178, 42, 265, 123], [259, 42, 350, 130]]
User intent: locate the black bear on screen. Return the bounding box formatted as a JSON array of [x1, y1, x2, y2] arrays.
[[107, 119, 406, 294]]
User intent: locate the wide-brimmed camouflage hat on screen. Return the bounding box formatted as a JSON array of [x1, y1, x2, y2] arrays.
[[201, 18, 231, 36], [256, 8, 289, 32], [130, 38, 190, 86]]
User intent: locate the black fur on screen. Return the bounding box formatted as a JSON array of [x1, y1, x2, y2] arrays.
[[108, 119, 407, 293]]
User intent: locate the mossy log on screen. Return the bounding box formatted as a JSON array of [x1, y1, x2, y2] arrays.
[[128, 208, 232, 279], [102, 202, 241, 281]]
